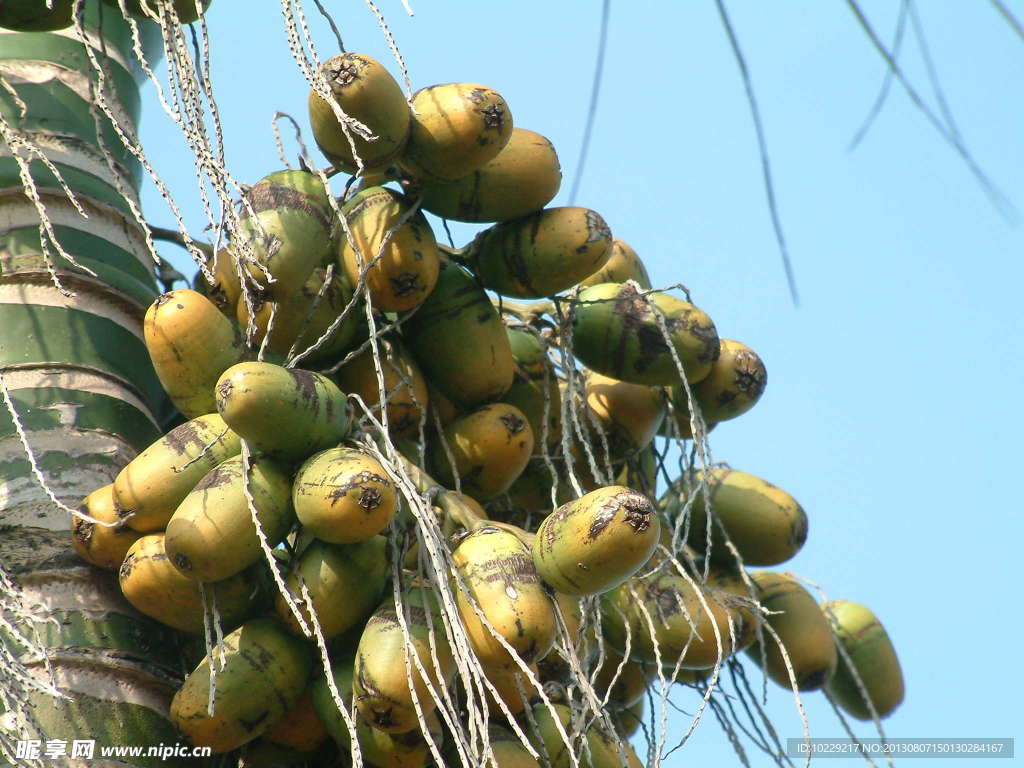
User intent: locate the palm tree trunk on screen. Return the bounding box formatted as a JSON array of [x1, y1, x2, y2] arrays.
[[1, 5, 201, 766]]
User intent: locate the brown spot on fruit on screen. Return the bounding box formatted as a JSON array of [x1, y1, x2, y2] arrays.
[[390, 272, 423, 298], [584, 209, 611, 243], [72, 514, 92, 545], [163, 420, 203, 457], [619, 491, 654, 533], [118, 552, 135, 581], [171, 552, 191, 572], [499, 412, 526, 436], [588, 506, 616, 541], [194, 464, 239, 491], [365, 611, 400, 629], [544, 503, 573, 553], [733, 357, 767, 397], [241, 183, 330, 231], [289, 369, 319, 410], [646, 582, 683, 620], [358, 487, 383, 511], [328, 60, 360, 88], [480, 103, 506, 130], [476, 552, 539, 586], [633, 324, 670, 374], [680, 314, 720, 366], [610, 283, 647, 321], [607, 284, 661, 375]]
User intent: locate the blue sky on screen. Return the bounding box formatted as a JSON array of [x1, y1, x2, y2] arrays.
[[140, 1, 1024, 764]]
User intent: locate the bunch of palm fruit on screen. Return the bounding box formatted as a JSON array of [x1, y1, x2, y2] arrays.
[[65, 45, 904, 768]]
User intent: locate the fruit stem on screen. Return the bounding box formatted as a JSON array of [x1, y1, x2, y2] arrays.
[[393, 451, 487, 533], [492, 298, 556, 321], [437, 243, 467, 262], [435, 493, 487, 533], [148, 225, 213, 257]]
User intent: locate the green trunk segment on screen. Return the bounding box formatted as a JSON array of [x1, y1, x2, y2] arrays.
[[0, 386, 161, 452], [3, 226, 159, 290], [0, 32, 144, 121], [0, 1, 164, 77], [1, 255, 160, 311], [0, 449, 115, 483], [89, 2, 168, 80], [0, 5, 164, 187], [0, 571, 197, 766], [2, 569, 188, 663], [0, 439, 134, 539], [0, 302, 164, 409], [0, 80, 138, 175], [0, 157, 138, 217], [0, 185, 156, 278], [22, 607, 180, 658], [20, 690, 196, 768]]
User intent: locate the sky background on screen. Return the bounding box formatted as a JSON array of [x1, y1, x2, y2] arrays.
[[138, 1, 1024, 764]]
